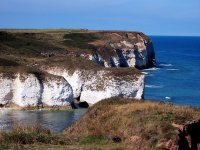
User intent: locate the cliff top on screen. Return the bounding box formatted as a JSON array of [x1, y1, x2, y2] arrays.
[[0, 29, 148, 75], [64, 98, 200, 149]]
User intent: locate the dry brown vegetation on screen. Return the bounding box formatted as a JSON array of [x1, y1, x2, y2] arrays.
[[0, 98, 200, 149], [0, 29, 144, 82], [0, 29, 149, 74], [0, 124, 70, 150], [65, 98, 200, 149]]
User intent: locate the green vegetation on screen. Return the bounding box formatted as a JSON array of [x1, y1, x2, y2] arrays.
[[0, 125, 69, 150], [65, 98, 200, 149], [79, 135, 108, 144], [63, 32, 100, 50], [1, 98, 199, 149], [1, 102, 72, 110], [0, 30, 88, 68], [0, 29, 141, 78]]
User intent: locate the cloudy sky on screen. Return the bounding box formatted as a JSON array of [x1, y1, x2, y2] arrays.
[[0, 0, 200, 36]]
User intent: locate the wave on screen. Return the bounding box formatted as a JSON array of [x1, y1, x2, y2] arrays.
[[144, 67, 160, 71], [165, 97, 171, 100], [159, 63, 173, 67], [142, 72, 148, 75], [146, 74, 154, 77], [166, 69, 179, 71], [145, 85, 164, 88]]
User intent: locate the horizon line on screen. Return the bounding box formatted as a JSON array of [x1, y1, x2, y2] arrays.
[[0, 28, 199, 37]]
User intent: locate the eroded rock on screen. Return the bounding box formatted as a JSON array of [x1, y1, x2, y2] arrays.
[[84, 32, 155, 69], [44, 67, 144, 104], [0, 73, 73, 107]]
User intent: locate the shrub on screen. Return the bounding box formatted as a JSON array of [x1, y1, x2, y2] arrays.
[[0, 125, 51, 144]]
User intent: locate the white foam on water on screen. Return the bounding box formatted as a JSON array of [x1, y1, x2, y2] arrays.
[[144, 67, 160, 71], [165, 97, 171, 100], [146, 74, 154, 77], [166, 69, 179, 71], [145, 85, 164, 88], [159, 64, 173, 67], [142, 72, 148, 75]]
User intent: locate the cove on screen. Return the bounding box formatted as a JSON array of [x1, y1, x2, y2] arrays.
[[0, 108, 87, 133]]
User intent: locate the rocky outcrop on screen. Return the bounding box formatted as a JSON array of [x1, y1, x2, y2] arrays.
[[157, 120, 200, 150], [0, 30, 155, 107], [44, 67, 144, 104], [85, 33, 155, 69], [0, 67, 144, 107], [0, 73, 73, 107], [179, 120, 200, 150]]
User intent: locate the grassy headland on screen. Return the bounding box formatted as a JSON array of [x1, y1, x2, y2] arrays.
[[0, 29, 147, 70], [1, 98, 199, 150], [0, 29, 141, 79]]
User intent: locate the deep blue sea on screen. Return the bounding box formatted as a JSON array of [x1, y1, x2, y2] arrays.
[[144, 36, 200, 107]]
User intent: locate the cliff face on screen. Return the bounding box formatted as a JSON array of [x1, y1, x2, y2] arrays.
[[0, 30, 155, 107], [87, 33, 155, 69], [44, 67, 144, 104], [0, 73, 73, 107], [0, 68, 144, 106]]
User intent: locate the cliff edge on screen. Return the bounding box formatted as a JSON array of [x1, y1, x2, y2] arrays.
[[64, 98, 200, 150], [0, 29, 155, 107]]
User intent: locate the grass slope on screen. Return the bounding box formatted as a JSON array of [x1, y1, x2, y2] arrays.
[[1, 98, 199, 150], [65, 98, 200, 149], [0, 29, 143, 75]]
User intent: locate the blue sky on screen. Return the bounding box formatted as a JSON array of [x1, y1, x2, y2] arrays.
[[0, 0, 200, 36]]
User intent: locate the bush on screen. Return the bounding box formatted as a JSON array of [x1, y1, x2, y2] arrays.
[[0, 124, 67, 148]]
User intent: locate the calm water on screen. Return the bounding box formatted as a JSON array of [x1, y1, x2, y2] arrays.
[[0, 108, 87, 133], [144, 36, 200, 107]]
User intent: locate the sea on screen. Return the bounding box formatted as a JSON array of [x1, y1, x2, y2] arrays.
[[144, 36, 200, 107]]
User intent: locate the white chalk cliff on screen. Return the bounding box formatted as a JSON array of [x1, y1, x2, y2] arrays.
[[85, 33, 155, 69], [44, 67, 145, 104], [0, 31, 155, 107], [0, 73, 73, 107]]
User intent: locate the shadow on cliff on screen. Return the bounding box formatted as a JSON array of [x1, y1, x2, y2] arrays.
[[116, 49, 129, 67]]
